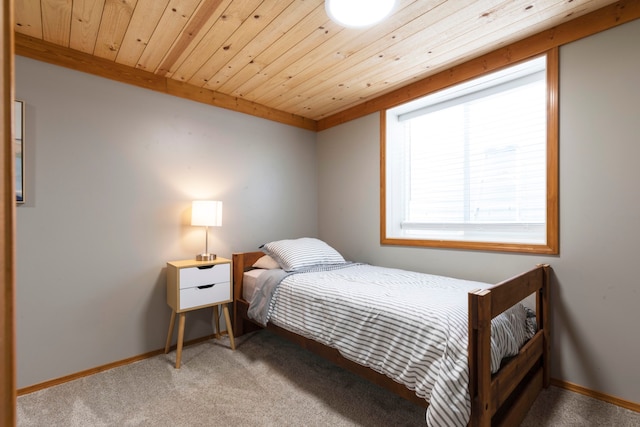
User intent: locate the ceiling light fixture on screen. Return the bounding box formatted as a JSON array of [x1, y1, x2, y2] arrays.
[[325, 0, 396, 28]]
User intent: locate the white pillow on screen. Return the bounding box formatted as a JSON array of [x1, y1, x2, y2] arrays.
[[252, 254, 281, 270], [261, 237, 346, 272]]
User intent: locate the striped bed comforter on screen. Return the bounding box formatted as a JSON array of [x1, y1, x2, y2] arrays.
[[249, 263, 534, 427]]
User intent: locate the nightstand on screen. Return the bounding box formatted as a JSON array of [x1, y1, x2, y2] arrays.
[[164, 257, 235, 368]]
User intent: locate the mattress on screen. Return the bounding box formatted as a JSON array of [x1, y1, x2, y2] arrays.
[[243, 269, 266, 301]]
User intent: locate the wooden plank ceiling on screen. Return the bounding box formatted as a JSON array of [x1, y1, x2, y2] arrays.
[[14, 0, 622, 129]]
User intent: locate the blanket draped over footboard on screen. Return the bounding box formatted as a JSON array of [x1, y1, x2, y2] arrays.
[[247, 263, 535, 427]]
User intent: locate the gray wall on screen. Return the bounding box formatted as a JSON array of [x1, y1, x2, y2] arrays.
[[318, 20, 640, 404], [15, 56, 317, 388]]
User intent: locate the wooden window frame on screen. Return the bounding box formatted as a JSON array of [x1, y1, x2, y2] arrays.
[[381, 49, 558, 255]]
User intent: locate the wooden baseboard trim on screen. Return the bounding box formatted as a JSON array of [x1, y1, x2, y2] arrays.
[[551, 379, 640, 413], [17, 334, 217, 396]]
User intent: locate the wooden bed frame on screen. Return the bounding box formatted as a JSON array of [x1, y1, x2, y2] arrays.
[[232, 251, 550, 427]]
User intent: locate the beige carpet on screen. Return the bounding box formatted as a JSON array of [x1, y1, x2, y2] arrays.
[[17, 330, 640, 426]]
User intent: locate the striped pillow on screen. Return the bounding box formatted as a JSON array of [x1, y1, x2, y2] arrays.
[[261, 238, 346, 272]]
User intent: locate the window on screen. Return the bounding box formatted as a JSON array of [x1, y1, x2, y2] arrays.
[[382, 53, 558, 254]]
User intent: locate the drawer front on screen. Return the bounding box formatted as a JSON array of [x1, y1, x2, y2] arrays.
[[179, 263, 230, 289], [179, 281, 231, 310]]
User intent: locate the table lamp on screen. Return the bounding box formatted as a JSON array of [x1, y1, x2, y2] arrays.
[[191, 200, 222, 261]]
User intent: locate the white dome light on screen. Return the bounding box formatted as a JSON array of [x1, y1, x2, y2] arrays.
[[325, 0, 396, 28]]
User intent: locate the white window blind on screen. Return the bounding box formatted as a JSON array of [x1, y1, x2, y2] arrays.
[[385, 56, 547, 245]]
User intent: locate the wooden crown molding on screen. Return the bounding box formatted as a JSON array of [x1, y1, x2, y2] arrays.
[[317, 0, 640, 131], [12, 1, 640, 133], [14, 32, 318, 132]]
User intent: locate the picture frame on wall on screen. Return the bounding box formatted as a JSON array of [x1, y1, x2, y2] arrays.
[[15, 100, 24, 204]]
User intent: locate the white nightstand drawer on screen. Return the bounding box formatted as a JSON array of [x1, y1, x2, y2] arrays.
[[166, 257, 235, 368], [179, 263, 230, 289], [179, 281, 231, 309]]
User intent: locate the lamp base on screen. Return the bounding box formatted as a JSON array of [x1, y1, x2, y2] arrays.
[[196, 253, 217, 261]]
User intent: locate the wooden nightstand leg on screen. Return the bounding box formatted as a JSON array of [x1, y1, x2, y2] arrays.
[[175, 312, 186, 369], [212, 305, 221, 338], [165, 310, 176, 354], [222, 304, 235, 350]]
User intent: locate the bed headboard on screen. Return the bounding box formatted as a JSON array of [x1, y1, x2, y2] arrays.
[[232, 251, 264, 301]]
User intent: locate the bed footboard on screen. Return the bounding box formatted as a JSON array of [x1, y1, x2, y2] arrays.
[[468, 265, 551, 427]]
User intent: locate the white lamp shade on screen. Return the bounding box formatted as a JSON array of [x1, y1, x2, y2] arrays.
[[325, 0, 395, 28], [191, 200, 222, 227]]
